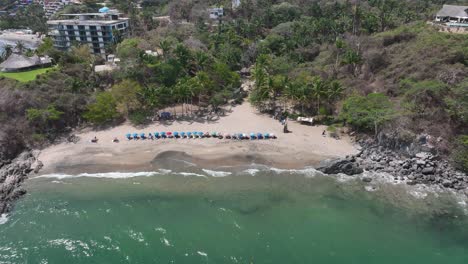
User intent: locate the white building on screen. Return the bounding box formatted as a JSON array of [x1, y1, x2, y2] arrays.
[[47, 11, 129, 55], [435, 5, 468, 25], [209, 7, 224, 20]]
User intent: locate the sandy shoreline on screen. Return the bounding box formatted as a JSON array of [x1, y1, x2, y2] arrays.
[[37, 103, 358, 175]]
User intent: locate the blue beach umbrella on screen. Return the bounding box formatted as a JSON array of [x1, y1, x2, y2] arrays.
[[180, 132, 186, 137], [238, 133, 243, 139], [192, 131, 198, 137], [133, 133, 138, 138], [264, 133, 270, 139], [161, 132, 167, 137], [140, 133, 145, 138], [154, 132, 160, 137], [187, 132, 192, 137], [126, 133, 131, 138], [174, 132, 179, 137], [257, 133, 263, 139], [198, 132, 204, 137], [250, 133, 256, 139]]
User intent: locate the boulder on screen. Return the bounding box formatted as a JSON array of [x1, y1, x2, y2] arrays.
[[422, 167, 435, 175], [442, 180, 453, 188], [317, 159, 364, 176]]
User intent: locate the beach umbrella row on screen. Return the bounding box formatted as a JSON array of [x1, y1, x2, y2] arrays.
[[126, 132, 276, 140]]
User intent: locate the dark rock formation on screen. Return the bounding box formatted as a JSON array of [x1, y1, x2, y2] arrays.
[[318, 158, 364, 175], [0, 151, 37, 214]]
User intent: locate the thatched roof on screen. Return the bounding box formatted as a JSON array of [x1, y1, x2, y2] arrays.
[[0, 53, 49, 72], [436, 5, 468, 19]]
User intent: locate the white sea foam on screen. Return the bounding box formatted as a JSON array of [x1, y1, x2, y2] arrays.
[[179, 172, 207, 178], [0, 214, 8, 225], [161, 237, 172, 246], [243, 169, 260, 176], [38, 171, 159, 179], [197, 251, 208, 257], [155, 227, 167, 234], [48, 239, 91, 257], [202, 169, 232, 177]]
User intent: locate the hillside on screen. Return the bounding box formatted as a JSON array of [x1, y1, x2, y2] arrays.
[[0, 0, 467, 171]]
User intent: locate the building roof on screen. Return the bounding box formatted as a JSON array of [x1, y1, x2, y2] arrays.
[[436, 5, 468, 18], [0, 53, 49, 71]]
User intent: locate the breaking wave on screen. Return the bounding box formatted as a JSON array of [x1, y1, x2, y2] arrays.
[[0, 214, 8, 225]]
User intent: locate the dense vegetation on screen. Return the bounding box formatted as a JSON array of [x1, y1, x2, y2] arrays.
[[0, 0, 467, 171]]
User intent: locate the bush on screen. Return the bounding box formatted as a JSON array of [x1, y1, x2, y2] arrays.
[[83, 92, 120, 125], [129, 111, 149, 126], [452, 135, 468, 173], [340, 93, 395, 136]]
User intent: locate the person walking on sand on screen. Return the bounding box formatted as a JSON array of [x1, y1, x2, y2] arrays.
[[322, 130, 326, 137]]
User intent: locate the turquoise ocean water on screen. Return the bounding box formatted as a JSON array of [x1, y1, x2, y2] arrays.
[[1, 167, 468, 264]]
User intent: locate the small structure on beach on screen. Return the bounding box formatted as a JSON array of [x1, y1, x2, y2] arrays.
[[435, 5, 468, 25], [0, 53, 52, 72]]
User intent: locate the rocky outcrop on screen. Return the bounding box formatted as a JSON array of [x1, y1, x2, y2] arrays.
[[317, 133, 467, 194], [318, 157, 364, 175], [0, 151, 38, 214]]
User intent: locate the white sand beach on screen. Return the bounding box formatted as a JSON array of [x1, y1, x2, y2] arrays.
[[37, 103, 358, 174]]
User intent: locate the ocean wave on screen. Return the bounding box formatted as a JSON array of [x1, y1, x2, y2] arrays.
[[197, 251, 208, 257], [38, 171, 160, 179], [179, 172, 207, 178], [202, 169, 232, 177], [0, 214, 8, 225], [243, 169, 260, 176], [48, 238, 91, 257]]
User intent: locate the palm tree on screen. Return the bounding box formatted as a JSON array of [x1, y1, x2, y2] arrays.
[[311, 76, 326, 114], [325, 80, 344, 114], [15, 41, 26, 54], [159, 39, 172, 61], [1, 45, 13, 60], [194, 51, 209, 71]]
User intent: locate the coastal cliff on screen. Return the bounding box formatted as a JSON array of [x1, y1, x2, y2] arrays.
[[0, 151, 41, 214]]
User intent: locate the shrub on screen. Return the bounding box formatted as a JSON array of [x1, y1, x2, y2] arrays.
[[83, 92, 120, 125], [129, 111, 148, 126], [340, 93, 395, 137], [451, 135, 468, 173]]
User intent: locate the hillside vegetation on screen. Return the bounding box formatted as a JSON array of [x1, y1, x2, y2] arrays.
[[0, 0, 466, 171]]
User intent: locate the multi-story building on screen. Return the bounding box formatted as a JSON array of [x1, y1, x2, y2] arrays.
[[47, 11, 129, 55], [43, 0, 74, 18]]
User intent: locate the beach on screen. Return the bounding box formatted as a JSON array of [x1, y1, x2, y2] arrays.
[[38, 103, 358, 174]]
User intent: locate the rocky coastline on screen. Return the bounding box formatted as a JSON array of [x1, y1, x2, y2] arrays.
[[0, 151, 41, 215], [318, 133, 468, 196]]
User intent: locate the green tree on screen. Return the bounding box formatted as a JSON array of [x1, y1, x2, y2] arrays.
[[83, 92, 120, 125], [111, 79, 142, 117], [340, 93, 395, 137]]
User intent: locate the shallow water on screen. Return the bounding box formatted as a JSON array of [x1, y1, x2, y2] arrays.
[[1, 168, 468, 263]]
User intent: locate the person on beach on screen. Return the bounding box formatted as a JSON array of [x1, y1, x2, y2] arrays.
[[91, 136, 98, 143], [113, 137, 119, 143], [322, 130, 326, 136]]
